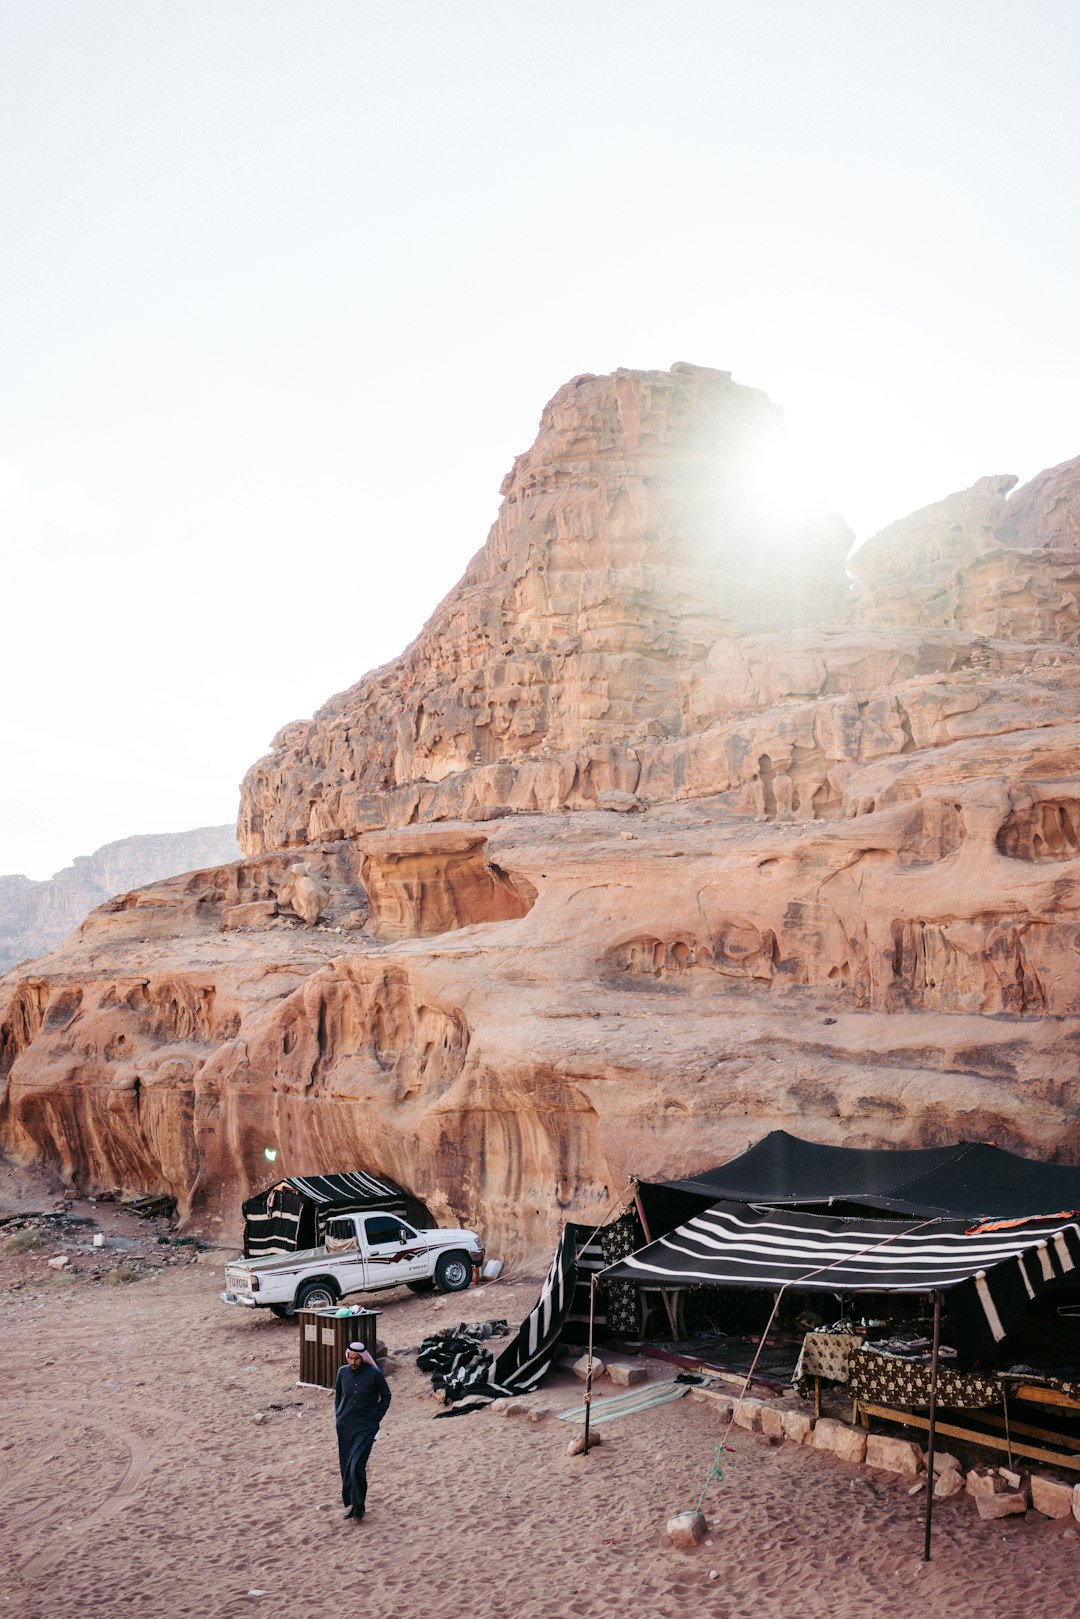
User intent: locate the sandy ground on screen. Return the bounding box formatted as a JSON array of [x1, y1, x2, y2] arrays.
[[1, 1182, 1078, 1619]]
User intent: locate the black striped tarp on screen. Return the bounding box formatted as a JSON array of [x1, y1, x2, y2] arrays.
[[600, 1201, 1080, 1364], [437, 1225, 582, 1412]]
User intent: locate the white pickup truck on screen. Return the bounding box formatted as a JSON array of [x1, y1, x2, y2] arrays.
[[221, 1211, 485, 1315]]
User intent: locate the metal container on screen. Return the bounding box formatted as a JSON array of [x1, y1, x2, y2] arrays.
[[298, 1308, 380, 1389]]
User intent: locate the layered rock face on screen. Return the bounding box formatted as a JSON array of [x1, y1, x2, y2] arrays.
[[238, 365, 851, 851], [2, 365, 1079, 1261], [0, 827, 241, 974]]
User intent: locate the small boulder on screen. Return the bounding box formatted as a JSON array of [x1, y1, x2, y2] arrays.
[[933, 1468, 965, 1500], [732, 1398, 763, 1432], [976, 1491, 1027, 1520], [1030, 1475, 1075, 1519], [759, 1405, 786, 1439], [780, 1410, 815, 1445], [47, 1256, 69, 1270], [566, 1429, 603, 1457], [572, 1355, 604, 1381], [376, 1357, 396, 1377], [526, 1407, 551, 1424], [966, 1467, 1006, 1497], [865, 1434, 923, 1476], [812, 1418, 867, 1465], [220, 900, 277, 931], [279, 863, 329, 927], [608, 1363, 647, 1388], [666, 1509, 706, 1548], [497, 1400, 528, 1419], [931, 1451, 961, 1475]]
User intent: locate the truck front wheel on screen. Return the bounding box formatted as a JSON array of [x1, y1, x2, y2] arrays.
[[295, 1278, 339, 1311], [434, 1252, 472, 1293]]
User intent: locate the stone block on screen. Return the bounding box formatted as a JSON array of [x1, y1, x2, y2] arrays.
[[976, 1491, 1027, 1520], [966, 1467, 1006, 1497], [931, 1451, 961, 1475], [759, 1405, 786, 1439], [1030, 1475, 1075, 1519], [865, 1434, 923, 1475], [220, 900, 278, 931], [1074, 1483, 1080, 1523], [497, 1399, 528, 1418], [732, 1398, 763, 1432], [572, 1355, 604, 1381], [780, 1410, 815, 1445], [666, 1510, 706, 1548], [566, 1429, 603, 1457], [607, 1363, 647, 1388], [812, 1418, 866, 1464], [934, 1469, 964, 1499]]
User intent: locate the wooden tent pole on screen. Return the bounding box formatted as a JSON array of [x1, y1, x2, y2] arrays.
[[583, 1275, 597, 1455], [922, 1292, 942, 1563]]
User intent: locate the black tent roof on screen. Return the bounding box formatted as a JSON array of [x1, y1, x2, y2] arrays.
[[657, 1131, 1080, 1222], [601, 1200, 1080, 1364]]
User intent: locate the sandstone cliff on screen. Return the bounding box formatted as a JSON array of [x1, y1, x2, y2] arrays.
[[2, 365, 1078, 1261], [0, 827, 242, 974]]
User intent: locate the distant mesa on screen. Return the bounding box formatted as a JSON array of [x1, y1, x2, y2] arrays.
[[0, 826, 241, 972]]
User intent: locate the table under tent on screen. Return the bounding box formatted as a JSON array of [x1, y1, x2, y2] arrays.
[[241, 1171, 433, 1257], [600, 1136, 1080, 1555]]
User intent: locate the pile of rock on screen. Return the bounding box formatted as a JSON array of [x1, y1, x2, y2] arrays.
[[680, 1388, 1080, 1526]]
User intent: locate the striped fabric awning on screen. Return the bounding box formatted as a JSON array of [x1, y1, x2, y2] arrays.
[[600, 1201, 1080, 1364], [283, 1172, 403, 1204]]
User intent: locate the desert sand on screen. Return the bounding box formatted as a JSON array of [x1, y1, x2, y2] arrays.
[[1, 1179, 1076, 1619]]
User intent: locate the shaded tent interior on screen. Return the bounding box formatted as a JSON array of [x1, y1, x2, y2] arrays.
[[242, 1171, 433, 1257], [603, 1199, 1080, 1368]]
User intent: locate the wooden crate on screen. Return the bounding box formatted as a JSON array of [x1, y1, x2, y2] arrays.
[[298, 1308, 380, 1388]]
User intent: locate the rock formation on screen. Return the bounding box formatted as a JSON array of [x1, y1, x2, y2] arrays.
[[2, 365, 1079, 1261], [0, 826, 242, 974]]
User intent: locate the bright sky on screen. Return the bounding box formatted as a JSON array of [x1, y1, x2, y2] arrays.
[[3, 1, 1078, 879]]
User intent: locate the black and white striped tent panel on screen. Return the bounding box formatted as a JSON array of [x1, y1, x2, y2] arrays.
[[600, 1201, 1080, 1365], [287, 1172, 404, 1204], [560, 1223, 608, 1345], [441, 1226, 580, 1411]]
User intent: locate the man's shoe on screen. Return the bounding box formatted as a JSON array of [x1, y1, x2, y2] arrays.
[[342, 1508, 356, 1520]]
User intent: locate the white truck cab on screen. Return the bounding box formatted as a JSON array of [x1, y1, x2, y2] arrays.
[[221, 1211, 484, 1315]]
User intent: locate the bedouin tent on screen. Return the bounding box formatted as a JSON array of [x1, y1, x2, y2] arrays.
[[242, 1172, 432, 1257], [643, 1129, 1080, 1223], [600, 1199, 1080, 1366]]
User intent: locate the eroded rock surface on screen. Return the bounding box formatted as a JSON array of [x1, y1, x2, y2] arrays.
[[2, 366, 1079, 1261]]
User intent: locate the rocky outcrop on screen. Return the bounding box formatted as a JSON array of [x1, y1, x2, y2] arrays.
[[2, 367, 1079, 1262], [238, 365, 852, 852], [0, 827, 242, 973]]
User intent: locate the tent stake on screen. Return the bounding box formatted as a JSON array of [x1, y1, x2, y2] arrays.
[[922, 1292, 942, 1563], [583, 1274, 597, 1456]]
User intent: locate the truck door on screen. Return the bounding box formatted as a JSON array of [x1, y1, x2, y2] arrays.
[[361, 1214, 429, 1284], [323, 1217, 367, 1297]]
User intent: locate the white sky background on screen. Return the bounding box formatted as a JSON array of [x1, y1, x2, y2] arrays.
[[2, 1, 1078, 879]]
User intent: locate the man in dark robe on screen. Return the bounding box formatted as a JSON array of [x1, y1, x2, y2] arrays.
[[335, 1342, 392, 1522]]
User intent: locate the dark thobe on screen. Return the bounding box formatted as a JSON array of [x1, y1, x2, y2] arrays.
[[334, 1360, 392, 1516]]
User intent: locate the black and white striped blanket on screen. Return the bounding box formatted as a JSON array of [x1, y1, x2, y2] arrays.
[[432, 1226, 581, 1414]]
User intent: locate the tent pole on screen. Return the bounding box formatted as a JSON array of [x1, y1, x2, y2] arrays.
[[922, 1292, 942, 1563], [583, 1274, 597, 1456]]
